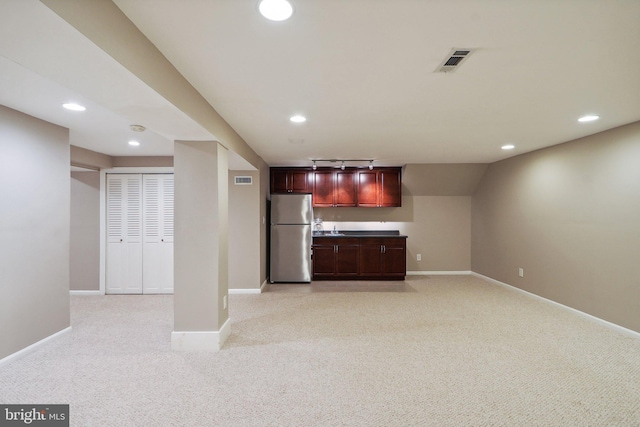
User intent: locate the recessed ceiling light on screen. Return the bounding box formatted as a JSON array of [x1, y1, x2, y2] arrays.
[[578, 115, 599, 122], [128, 140, 140, 147], [290, 114, 306, 123], [258, 0, 293, 21], [62, 103, 86, 111], [501, 144, 515, 150]]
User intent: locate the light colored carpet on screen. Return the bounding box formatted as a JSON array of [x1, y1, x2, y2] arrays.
[[1, 275, 639, 426]]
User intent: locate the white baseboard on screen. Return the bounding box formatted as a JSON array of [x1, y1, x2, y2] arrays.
[[472, 272, 640, 340], [228, 279, 268, 294], [407, 270, 472, 276], [0, 327, 72, 367], [171, 318, 231, 352], [229, 288, 261, 294], [70, 290, 102, 296]]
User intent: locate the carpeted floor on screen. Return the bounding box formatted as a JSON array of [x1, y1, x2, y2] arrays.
[[1, 275, 639, 426]]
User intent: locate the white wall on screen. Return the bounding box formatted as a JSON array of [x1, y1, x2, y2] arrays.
[[316, 196, 472, 272], [472, 121, 640, 332], [70, 171, 100, 291], [0, 105, 70, 359], [229, 171, 262, 290], [173, 141, 228, 333]]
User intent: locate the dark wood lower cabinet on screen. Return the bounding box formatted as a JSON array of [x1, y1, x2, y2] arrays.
[[313, 236, 406, 280], [312, 238, 359, 279], [358, 238, 406, 279], [335, 244, 359, 276]]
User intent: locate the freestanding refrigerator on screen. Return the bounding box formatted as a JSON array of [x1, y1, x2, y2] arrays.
[[270, 193, 313, 283]]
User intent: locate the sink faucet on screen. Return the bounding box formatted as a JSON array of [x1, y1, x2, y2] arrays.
[[332, 225, 338, 235]]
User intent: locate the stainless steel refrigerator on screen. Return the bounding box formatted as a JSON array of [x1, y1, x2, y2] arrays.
[[270, 193, 313, 283]]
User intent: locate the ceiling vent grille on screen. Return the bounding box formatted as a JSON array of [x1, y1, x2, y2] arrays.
[[234, 176, 253, 185], [435, 48, 475, 73]]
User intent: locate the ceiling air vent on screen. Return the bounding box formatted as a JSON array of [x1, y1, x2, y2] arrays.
[[435, 48, 475, 73], [234, 176, 253, 185]]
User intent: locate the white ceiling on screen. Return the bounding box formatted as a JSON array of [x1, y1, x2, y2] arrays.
[[1, 0, 639, 168]]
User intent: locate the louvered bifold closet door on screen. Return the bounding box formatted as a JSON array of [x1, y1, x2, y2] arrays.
[[106, 174, 143, 294], [142, 174, 174, 294]]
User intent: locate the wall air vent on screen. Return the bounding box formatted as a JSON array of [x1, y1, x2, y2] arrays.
[[234, 176, 253, 185], [435, 48, 475, 73]]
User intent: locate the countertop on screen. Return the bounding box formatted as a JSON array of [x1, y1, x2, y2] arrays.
[[312, 230, 407, 238]]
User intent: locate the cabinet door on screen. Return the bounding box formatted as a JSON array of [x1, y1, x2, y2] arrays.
[[359, 242, 384, 276], [335, 170, 357, 207], [271, 170, 289, 193], [312, 170, 334, 207], [312, 244, 336, 278], [335, 244, 359, 276], [382, 239, 406, 277], [106, 174, 143, 294], [289, 170, 311, 193], [271, 169, 311, 193], [356, 170, 379, 207], [379, 169, 402, 207]]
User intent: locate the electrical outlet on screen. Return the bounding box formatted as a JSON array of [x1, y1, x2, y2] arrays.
[[417, 254, 422, 261], [518, 268, 524, 278], [223, 295, 227, 309]]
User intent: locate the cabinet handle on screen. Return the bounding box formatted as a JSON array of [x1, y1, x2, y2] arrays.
[[334, 245, 338, 253]]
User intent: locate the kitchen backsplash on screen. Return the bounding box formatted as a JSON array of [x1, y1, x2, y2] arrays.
[[317, 221, 402, 231]]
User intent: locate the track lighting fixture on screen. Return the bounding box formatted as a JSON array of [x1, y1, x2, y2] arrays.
[[310, 159, 375, 170]]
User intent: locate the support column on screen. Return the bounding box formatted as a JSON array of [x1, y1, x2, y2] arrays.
[[172, 140, 229, 351]]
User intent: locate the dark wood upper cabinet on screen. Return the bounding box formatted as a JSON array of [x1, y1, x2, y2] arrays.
[[312, 168, 357, 207], [270, 168, 312, 194], [355, 170, 378, 207], [270, 166, 400, 206], [357, 168, 402, 207], [379, 169, 402, 207], [334, 170, 357, 206], [311, 170, 334, 207]]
